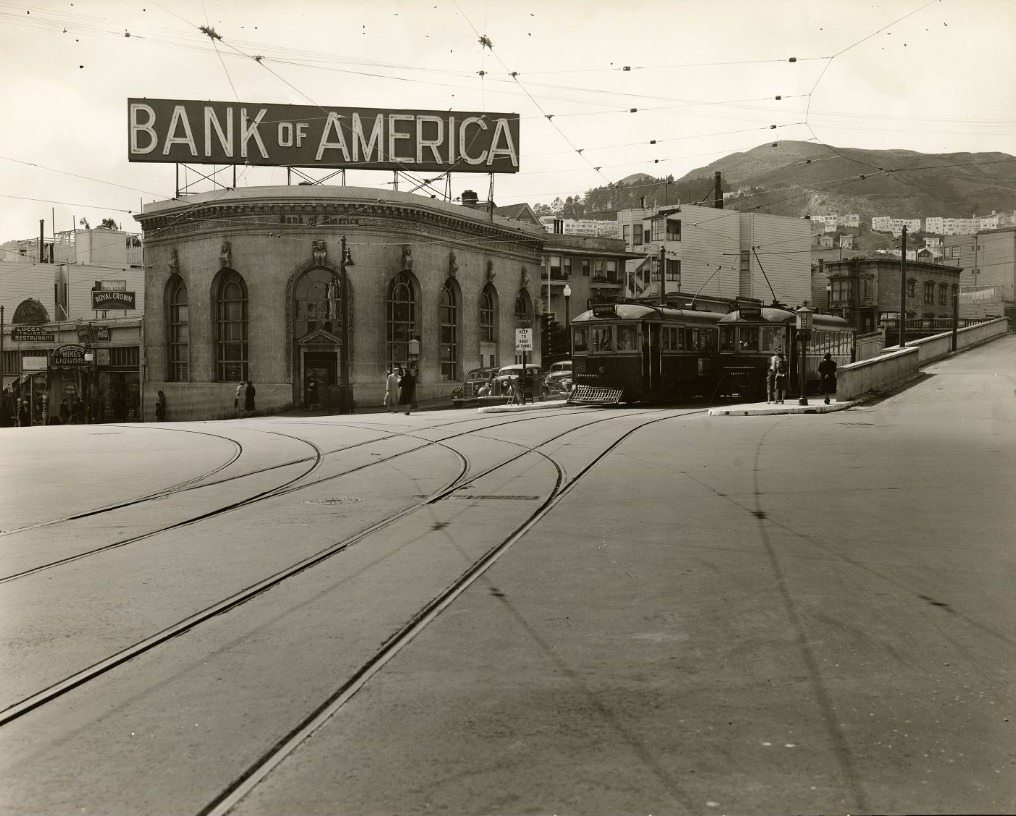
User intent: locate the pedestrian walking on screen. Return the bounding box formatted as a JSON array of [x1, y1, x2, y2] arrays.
[[244, 380, 256, 417], [818, 352, 838, 405], [155, 390, 166, 422], [397, 366, 415, 415], [773, 351, 789, 404], [306, 375, 320, 411], [235, 381, 245, 417], [17, 398, 30, 427], [766, 349, 781, 404], [71, 396, 84, 424], [59, 398, 70, 425], [384, 366, 400, 412]]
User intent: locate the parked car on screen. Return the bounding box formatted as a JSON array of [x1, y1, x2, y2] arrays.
[[491, 363, 545, 403], [451, 366, 498, 407], [544, 360, 573, 394]]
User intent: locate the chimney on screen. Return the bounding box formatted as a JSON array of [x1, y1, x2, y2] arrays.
[[461, 190, 479, 207], [554, 218, 564, 234], [714, 171, 723, 209]]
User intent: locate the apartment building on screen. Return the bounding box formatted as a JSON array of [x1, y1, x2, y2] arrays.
[[616, 204, 811, 307], [941, 227, 1015, 320]]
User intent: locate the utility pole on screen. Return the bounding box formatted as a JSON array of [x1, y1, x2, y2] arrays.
[[659, 245, 666, 306], [900, 226, 907, 348]]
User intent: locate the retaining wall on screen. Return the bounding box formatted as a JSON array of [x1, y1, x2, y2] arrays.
[[837, 347, 920, 401], [837, 317, 1010, 402]]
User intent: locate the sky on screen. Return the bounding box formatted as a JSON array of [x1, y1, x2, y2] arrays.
[[1, 0, 1014, 242]]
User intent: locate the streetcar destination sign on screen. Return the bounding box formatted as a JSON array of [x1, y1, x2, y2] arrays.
[[128, 98, 521, 173]]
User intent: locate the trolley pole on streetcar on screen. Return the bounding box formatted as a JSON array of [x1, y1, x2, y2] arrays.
[[796, 304, 813, 406]]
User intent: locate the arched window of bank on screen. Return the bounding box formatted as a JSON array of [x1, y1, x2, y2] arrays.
[[479, 283, 498, 368], [167, 276, 189, 381], [439, 279, 460, 382], [214, 270, 248, 382], [387, 271, 418, 368], [514, 290, 532, 326], [294, 268, 341, 336]]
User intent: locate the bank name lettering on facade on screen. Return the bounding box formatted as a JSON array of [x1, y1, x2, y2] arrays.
[[128, 99, 520, 173]]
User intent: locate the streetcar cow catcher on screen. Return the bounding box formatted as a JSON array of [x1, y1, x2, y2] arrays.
[[127, 99, 521, 172], [568, 301, 854, 405]]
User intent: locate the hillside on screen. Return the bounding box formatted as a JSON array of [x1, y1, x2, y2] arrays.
[[573, 142, 1016, 225], [679, 141, 1016, 222]]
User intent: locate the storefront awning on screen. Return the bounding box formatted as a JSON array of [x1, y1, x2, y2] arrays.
[[3, 374, 27, 391]]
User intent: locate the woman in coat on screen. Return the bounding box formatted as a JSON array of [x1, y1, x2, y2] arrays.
[[244, 380, 256, 417], [397, 367, 416, 415]]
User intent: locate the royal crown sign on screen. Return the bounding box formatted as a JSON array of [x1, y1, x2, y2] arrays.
[[128, 99, 520, 173], [91, 290, 136, 310]]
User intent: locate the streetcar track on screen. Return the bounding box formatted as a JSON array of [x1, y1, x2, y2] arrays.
[[0, 408, 688, 729], [199, 409, 681, 816], [0, 408, 587, 539], [0, 409, 611, 581]]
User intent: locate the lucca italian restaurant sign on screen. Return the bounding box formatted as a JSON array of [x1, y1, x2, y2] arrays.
[[128, 98, 520, 173], [51, 344, 89, 367]]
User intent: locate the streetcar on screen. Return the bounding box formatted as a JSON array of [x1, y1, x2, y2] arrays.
[[569, 302, 723, 404], [715, 306, 854, 398]]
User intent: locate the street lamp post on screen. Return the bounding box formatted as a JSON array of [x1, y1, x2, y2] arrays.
[[562, 284, 572, 359], [339, 236, 353, 413], [796, 304, 813, 406]]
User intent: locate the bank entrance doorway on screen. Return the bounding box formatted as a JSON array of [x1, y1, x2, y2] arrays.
[[301, 349, 337, 411]]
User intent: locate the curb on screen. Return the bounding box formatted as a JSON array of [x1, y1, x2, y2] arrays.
[[708, 400, 854, 416]]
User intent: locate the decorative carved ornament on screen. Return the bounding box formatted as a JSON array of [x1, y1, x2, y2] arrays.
[[219, 241, 232, 268], [168, 248, 180, 275], [449, 251, 459, 278], [312, 240, 327, 265], [486, 260, 495, 282], [521, 267, 530, 290], [401, 245, 414, 271]]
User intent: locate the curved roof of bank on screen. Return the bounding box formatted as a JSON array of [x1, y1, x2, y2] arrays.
[[134, 185, 544, 238]]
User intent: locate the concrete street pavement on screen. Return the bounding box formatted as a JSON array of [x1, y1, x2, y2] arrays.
[[1, 335, 1013, 815]]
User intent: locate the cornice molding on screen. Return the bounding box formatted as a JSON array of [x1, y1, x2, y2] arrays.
[[137, 198, 543, 262]]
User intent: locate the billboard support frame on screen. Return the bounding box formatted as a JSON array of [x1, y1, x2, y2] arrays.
[[175, 163, 237, 198]]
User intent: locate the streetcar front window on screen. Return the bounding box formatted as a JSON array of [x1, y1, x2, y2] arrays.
[[761, 326, 782, 354], [591, 326, 613, 352], [739, 327, 760, 351], [720, 326, 736, 351], [616, 325, 637, 351], [573, 326, 588, 353]]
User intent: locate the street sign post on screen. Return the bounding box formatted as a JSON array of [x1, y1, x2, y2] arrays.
[[515, 328, 533, 405]]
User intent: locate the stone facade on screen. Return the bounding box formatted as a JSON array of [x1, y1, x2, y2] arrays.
[[134, 186, 545, 420]]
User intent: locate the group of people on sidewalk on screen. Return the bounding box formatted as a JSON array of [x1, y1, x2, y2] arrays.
[[765, 350, 837, 405], [233, 380, 256, 418], [383, 365, 417, 415]]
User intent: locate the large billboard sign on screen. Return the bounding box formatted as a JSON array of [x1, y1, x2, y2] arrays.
[[128, 98, 520, 173]]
